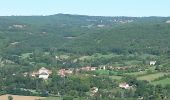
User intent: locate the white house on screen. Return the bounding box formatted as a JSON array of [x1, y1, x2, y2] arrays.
[[166, 20, 170, 23], [119, 83, 130, 89], [91, 67, 97, 71], [38, 67, 52, 79], [149, 61, 156, 66], [91, 87, 98, 96], [99, 66, 106, 70]]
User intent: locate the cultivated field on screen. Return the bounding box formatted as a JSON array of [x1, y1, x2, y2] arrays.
[[109, 75, 122, 80], [125, 71, 147, 76], [137, 72, 168, 81], [0, 94, 45, 100], [151, 78, 170, 86]]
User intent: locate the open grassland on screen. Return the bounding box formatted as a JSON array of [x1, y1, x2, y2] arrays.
[[0, 94, 45, 100], [125, 71, 147, 76], [109, 75, 122, 80], [137, 72, 168, 81], [151, 78, 170, 86], [42, 97, 62, 100], [95, 70, 118, 75]]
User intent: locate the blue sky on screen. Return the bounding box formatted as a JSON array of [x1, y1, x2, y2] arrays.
[[0, 0, 169, 16]]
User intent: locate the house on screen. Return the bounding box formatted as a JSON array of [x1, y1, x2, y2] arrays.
[[12, 24, 26, 28], [114, 66, 129, 70], [91, 67, 97, 71], [81, 66, 97, 71], [38, 67, 52, 79], [65, 68, 73, 74], [90, 87, 98, 96], [119, 83, 130, 89], [31, 71, 38, 77], [97, 24, 105, 28], [166, 20, 170, 23], [23, 72, 28, 77], [58, 69, 66, 77], [99, 66, 106, 70], [58, 68, 73, 77], [149, 61, 156, 65], [81, 66, 91, 71]]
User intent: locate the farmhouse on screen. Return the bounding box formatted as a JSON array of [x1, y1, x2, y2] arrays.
[[81, 66, 91, 71], [58, 69, 66, 77], [90, 87, 98, 96], [58, 68, 73, 77], [91, 67, 97, 71], [99, 65, 106, 70], [81, 66, 97, 71], [166, 20, 170, 23], [119, 83, 130, 89], [113, 66, 129, 70], [149, 61, 156, 65], [31, 72, 38, 77], [38, 67, 52, 79]]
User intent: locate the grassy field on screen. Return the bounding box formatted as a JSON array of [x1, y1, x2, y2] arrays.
[[0, 94, 45, 100], [125, 71, 147, 76], [42, 97, 62, 100], [109, 75, 122, 80], [151, 78, 170, 86], [137, 72, 168, 81], [95, 70, 118, 75]]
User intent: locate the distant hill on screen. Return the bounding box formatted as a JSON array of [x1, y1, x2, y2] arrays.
[[0, 14, 170, 56]]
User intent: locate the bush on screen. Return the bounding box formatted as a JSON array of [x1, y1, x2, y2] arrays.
[[8, 95, 13, 100]]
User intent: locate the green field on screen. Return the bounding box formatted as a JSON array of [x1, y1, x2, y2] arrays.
[[137, 73, 168, 81], [95, 70, 118, 75], [125, 71, 147, 76], [151, 78, 170, 86], [109, 75, 122, 80], [43, 97, 62, 100]]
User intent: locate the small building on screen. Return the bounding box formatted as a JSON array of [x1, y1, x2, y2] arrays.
[[91, 67, 97, 71], [119, 83, 130, 89], [166, 20, 170, 23], [99, 66, 106, 70], [81, 66, 97, 71], [149, 61, 156, 66], [58, 68, 73, 77], [81, 66, 91, 71], [58, 69, 66, 77], [90, 87, 98, 96], [38, 67, 52, 79], [31, 72, 38, 77], [23, 72, 28, 77], [65, 68, 73, 74]]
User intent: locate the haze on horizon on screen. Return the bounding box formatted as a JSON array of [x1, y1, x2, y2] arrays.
[[0, 0, 169, 17]]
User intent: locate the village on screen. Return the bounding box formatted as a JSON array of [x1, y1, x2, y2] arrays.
[[25, 60, 157, 79], [12, 60, 157, 97]]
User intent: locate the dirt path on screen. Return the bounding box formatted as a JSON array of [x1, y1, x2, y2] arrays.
[[0, 94, 45, 100]]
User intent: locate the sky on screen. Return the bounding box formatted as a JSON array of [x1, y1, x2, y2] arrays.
[[0, 0, 169, 17]]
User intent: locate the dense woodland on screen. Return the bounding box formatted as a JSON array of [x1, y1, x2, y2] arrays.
[[0, 14, 170, 100]]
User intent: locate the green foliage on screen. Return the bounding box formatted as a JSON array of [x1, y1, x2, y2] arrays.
[[0, 14, 170, 100], [8, 95, 13, 100]]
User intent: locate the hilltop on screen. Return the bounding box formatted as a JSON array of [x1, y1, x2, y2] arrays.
[[0, 14, 170, 56]]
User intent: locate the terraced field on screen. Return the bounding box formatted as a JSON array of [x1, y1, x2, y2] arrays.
[[137, 72, 168, 81], [151, 78, 170, 86]]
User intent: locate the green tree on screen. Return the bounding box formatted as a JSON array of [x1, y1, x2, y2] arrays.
[[8, 95, 13, 100]]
